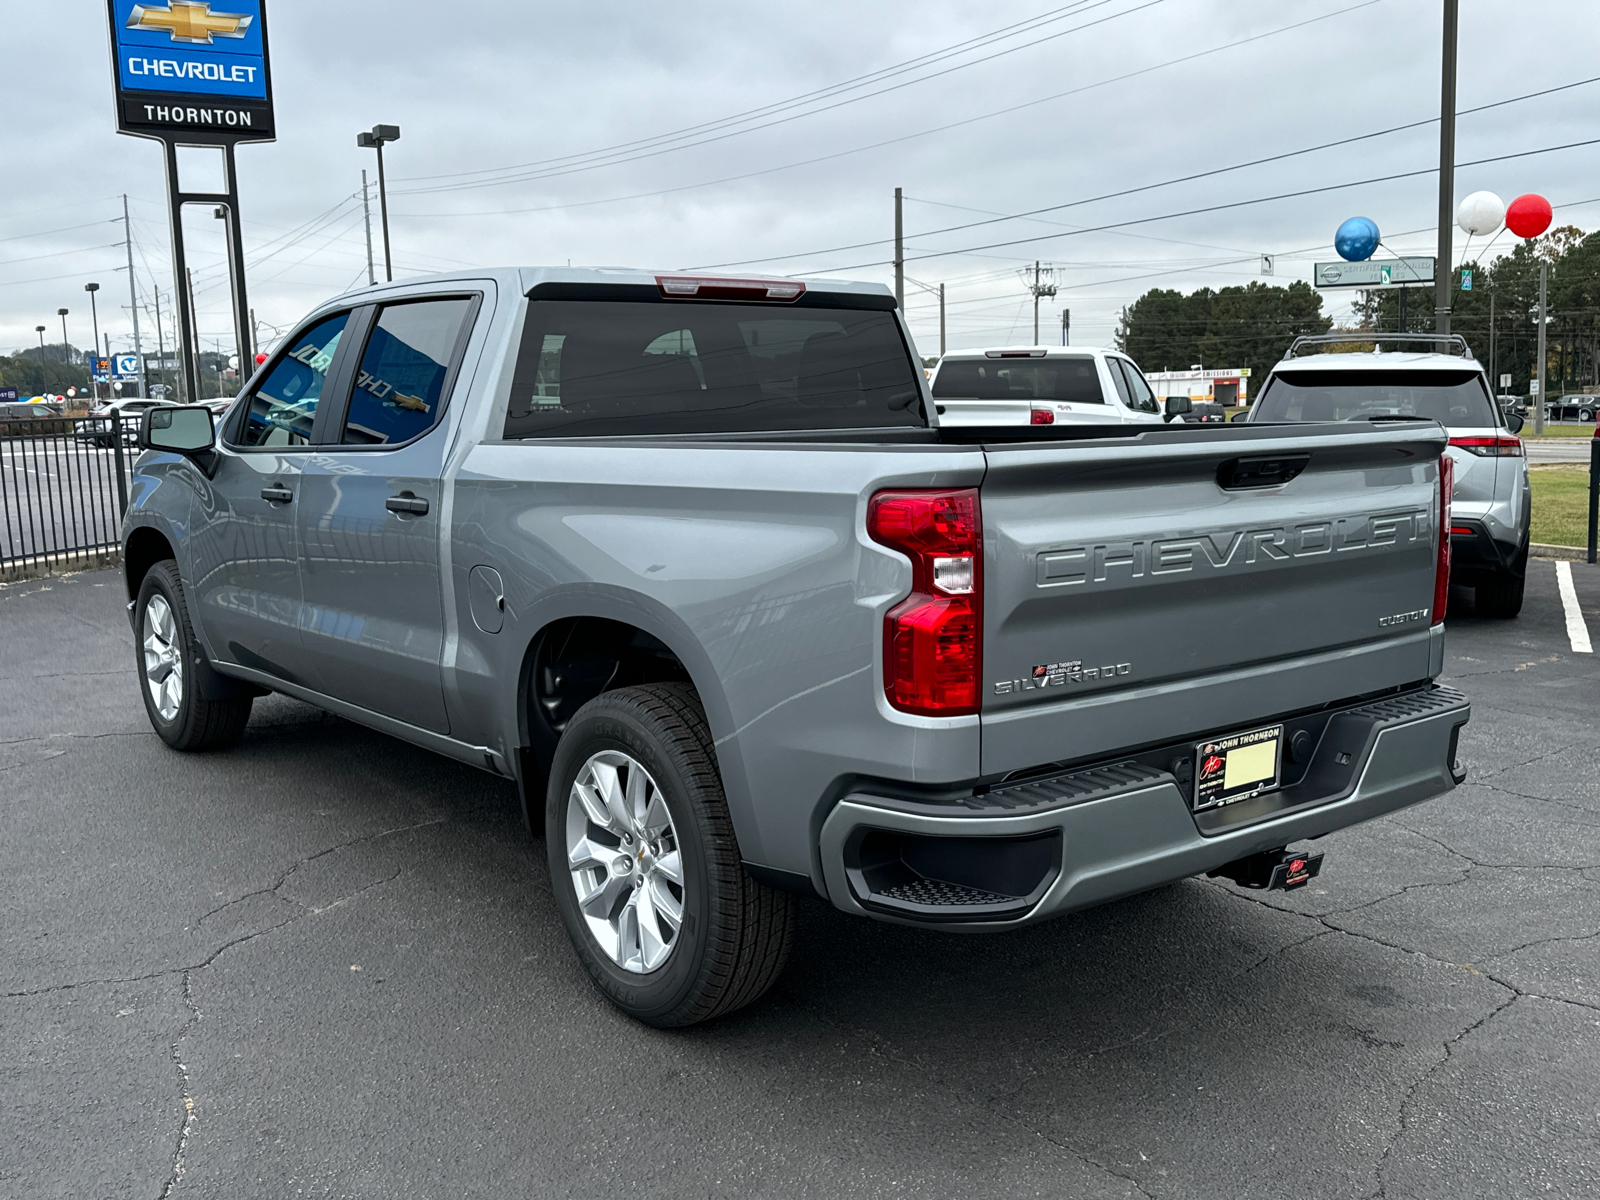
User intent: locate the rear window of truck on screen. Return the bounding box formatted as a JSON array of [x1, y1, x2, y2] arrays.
[[1253, 369, 1498, 426], [502, 299, 925, 437], [932, 356, 1104, 404]]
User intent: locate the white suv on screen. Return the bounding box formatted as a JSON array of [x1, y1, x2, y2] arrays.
[[1246, 333, 1530, 618], [928, 346, 1186, 427]]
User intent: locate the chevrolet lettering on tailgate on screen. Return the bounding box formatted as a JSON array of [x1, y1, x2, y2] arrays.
[[1035, 510, 1430, 587]]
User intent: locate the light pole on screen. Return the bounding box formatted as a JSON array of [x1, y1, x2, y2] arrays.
[[58, 308, 71, 364], [85, 283, 101, 401], [35, 325, 46, 355], [357, 124, 400, 282]]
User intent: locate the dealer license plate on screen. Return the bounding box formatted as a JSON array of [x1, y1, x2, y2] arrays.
[[1193, 724, 1283, 811]]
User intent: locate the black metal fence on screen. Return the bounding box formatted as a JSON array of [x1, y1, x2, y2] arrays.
[[1, 412, 133, 582]]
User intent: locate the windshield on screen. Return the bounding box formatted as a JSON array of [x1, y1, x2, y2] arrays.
[[1253, 369, 1498, 426], [932, 356, 1104, 404]]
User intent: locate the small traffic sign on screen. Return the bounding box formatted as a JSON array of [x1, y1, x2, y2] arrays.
[[1500, 373, 1512, 388]]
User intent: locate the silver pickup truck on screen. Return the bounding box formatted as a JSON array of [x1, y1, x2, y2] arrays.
[[122, 268, 1469, 1026]]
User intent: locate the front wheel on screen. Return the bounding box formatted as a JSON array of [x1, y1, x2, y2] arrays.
[[547, 683, 794, 1027], [135, 561, 253, 750]]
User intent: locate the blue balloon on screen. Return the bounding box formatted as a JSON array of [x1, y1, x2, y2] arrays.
[[1335, 216, 1380, 262]]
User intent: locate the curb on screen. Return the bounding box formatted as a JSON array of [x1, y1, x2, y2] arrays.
[[0, 547, 121, 585], [1531, 543, 1589, 562]]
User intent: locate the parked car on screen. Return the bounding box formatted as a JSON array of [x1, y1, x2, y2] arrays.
[[1544, 394, 1597, 423], [123, 269, 1470, 1026], [928, 346, 1188, 425], [1244, 333, 1529, 617], [77, 397, 162, 447], [1181, 401, 1227, 424]]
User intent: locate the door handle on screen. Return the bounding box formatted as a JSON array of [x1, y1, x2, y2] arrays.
[[385, 492, 430, 516], [260, 484, 293, 503]]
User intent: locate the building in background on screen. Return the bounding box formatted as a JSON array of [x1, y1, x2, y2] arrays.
[[1144, 367, 1251, 406]]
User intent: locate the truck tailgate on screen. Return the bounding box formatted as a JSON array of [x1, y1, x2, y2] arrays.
[[979, 423, 1447, 775]]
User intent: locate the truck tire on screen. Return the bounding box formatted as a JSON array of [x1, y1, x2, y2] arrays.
[[1474, 538, 1529, 619], [134, 560, 253, 751], [547, 682, 794, 1027]]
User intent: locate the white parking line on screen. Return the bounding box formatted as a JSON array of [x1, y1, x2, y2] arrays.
[[1555, 561, 1593, 654]]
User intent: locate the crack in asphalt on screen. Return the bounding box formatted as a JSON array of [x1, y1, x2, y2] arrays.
[[1393, 818, 1600, 870]]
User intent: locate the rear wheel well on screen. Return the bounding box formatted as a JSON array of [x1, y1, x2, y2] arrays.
[[123, 527, 176, 602], [517, 618, 695, 831]]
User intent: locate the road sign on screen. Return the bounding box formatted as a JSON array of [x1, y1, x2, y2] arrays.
[[106, 1, 275, 140], [1500, 374, 1512, 389], [1531, 380, 1541, 395], [1260, 254, 1274, 276], [1314, 257, 1435, 288], [112, 353, 141, 382]]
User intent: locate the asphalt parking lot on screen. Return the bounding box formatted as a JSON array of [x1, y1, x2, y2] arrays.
[[3, 565, 1598, 1199]]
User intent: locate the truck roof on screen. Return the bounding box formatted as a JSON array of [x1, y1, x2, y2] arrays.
[[328, 267, 894, 305]]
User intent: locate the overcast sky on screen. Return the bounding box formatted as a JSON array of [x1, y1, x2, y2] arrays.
[[2, 0, 1596, 365]]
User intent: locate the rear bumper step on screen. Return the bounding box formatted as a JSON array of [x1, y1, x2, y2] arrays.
[[819, 684, 1469, 929]]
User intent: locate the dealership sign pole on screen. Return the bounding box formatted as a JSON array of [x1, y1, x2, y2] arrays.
[[105, 1, 274, 407]]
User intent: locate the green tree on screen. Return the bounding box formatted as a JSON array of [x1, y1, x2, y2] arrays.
[[1116, 280, 1331, 385]]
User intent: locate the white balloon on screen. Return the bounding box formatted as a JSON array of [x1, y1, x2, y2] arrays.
[[1457, 190, 1505, 236]]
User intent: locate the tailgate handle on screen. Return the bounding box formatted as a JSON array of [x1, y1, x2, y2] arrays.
[[1217, 454, 1310, 490]]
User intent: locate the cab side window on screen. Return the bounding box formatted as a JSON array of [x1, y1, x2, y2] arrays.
[[1114, 358, 1161, 414], [340, 299, 473, 446], [235, 312, 350, 447]]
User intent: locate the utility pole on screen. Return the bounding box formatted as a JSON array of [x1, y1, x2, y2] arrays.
[[249, 307, 259, 364], [153, 286, 168, 402], [123, 194, 145, 397], [1488, 291, 1496, 393], [361, 170, 376, 287], [1535, 259, 1548, 434], [938, 282, 945, 357], [187, 268, 201, 398], [893, 187, 904, 310], [1435, 0, 1459, 335], [1061, 308, 1071, 347], [1024, 260, 1057, 345], [58, 308, 70, 364]]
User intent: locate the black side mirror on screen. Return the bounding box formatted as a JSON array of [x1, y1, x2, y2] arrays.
[[1163, 395, 1192, 422], [1229, 410, 1251, 422], [140, 405, 217, 473], [1503, 411, 1525, 434]]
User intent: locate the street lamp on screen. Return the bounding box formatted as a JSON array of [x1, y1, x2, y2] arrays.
[[356, 124, 400, 282], [85, 283, 101, 402], [35, 325, 46, 354], [58, 308, 69, 364]]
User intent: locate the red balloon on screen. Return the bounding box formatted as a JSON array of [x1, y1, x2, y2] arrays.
[[1506, 193, 1553, 239]]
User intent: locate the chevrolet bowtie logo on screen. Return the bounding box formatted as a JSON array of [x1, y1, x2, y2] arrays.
[[126, 1, 253, 44]]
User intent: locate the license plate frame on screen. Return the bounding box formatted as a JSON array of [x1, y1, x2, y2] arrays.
[[1192, 723, 1284, 811]]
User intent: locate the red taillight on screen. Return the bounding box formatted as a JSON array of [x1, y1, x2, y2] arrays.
[[867, 489, 981, 715], [1433, 454, 1453, 626], [1030, 408, 1055, 425], [655, 274, 804, 302], [1448, 436, 1523, 457]]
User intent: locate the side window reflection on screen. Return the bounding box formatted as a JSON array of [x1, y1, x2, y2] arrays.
[[236, 313, 349, 447], [341, 299, 471, 446]]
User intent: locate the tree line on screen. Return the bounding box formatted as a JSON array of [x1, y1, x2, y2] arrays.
[[1114, 226, 1597, 399]]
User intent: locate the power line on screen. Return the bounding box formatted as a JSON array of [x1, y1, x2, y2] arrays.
[[692, 73, 1600, 272], [810, 136, 1600, 274], [393, 0, 1158, 196], [392, 1, 1109, 186], [396, 0, 1382, 219]]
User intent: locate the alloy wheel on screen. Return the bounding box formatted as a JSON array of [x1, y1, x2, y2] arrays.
[[142, 594, 183, 721], [564, 750, 684, 973]]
